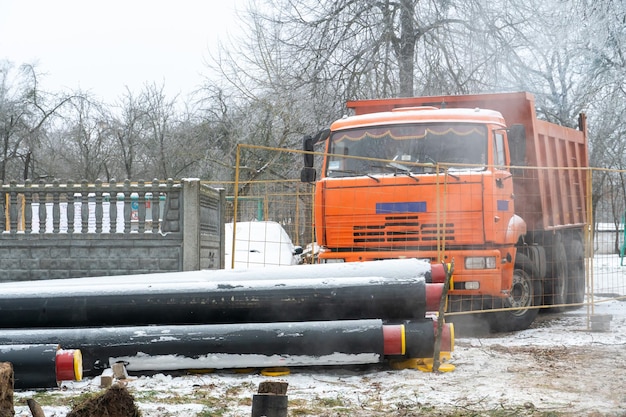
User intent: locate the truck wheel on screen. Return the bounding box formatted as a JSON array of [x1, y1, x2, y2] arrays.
[[545, 235, 568, 310], [566, 239, 585, 304], [523, 245, 546, 279], [488, 253, 542, 332]]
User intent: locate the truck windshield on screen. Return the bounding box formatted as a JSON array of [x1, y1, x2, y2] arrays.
[[326, 123, 487, 177]]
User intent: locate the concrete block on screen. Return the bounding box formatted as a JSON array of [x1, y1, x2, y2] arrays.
[[590, 314, 613, 332]]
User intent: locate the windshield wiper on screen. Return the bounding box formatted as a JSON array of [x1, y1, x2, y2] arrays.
[[387, 162, 412, 172], [366, 174, 381, 182], [330, 169, 380, 183], [375, 163, 420, 182], [399, 171, 420, 182]]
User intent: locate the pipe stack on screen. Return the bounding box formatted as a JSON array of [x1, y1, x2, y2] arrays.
[[0, 258, 453, 385]]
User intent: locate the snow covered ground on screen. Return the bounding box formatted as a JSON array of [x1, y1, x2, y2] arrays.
[[11, 256, 626, 417]]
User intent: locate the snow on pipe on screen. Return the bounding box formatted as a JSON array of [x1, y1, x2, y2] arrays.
[[0, 320, 452, 375], [0, 344, 82, 389], [0, 258, 436, 287], [0, 275, 442, 328]]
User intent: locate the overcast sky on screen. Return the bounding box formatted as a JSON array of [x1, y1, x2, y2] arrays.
[[0, 0, 244, 102]]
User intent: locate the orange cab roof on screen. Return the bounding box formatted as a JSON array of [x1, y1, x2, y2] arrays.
[[331, 107, 507, 131]]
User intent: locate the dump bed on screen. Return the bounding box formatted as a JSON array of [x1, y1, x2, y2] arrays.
[[346, 92, 588, 231]]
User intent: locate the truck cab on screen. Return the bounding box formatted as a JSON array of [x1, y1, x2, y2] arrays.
[[316, 107, 523, 298]]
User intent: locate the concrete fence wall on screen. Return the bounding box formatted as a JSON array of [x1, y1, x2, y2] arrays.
[[0, 179, 224, 282]]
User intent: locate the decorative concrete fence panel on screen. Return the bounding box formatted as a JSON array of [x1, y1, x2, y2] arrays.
[[0, 179, 224, 282]]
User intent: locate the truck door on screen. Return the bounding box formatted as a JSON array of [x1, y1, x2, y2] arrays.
[[484, 131, 515, 244]]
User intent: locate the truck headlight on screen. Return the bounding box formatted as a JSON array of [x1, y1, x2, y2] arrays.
[[465, 282, 480, 290], [465, 256, 497, 269]]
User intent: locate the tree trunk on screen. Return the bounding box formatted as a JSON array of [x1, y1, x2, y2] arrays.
[[398, 0, 417, 97]]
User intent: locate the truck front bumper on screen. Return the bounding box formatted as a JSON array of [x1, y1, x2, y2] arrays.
[[318, 248, 513, 298]]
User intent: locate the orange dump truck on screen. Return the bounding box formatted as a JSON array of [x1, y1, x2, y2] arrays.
[[301, 92, 588, 331]]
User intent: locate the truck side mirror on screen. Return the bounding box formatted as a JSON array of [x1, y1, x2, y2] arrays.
[[303, 135, 314, 168], [300, 129, 329, 183], [301, 135, 316, 183], [301, 167, 316, 183]]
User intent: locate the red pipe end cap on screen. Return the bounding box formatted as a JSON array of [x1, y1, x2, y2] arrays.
[[383, 324, 405, 355], [432, 321, 455, 352], [56, 349, 83, 382], [430, 263, 446, 283], [425, 283, 444, 312]]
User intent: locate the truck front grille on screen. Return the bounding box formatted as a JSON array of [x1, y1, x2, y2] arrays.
[[352, 216, 455, 244]]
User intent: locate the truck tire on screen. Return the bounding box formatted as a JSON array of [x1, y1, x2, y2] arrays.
[[522, 245, 546, 279], [566, 239, 585, 304], [488, 253, 542, 332], [544, 234, 568, 310]]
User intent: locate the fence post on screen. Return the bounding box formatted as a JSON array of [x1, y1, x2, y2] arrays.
[[219, 188, 226, 269], [182, 179, 201, 271]]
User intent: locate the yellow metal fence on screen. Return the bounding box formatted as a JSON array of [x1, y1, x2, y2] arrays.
[[217, 145, 625, 326]]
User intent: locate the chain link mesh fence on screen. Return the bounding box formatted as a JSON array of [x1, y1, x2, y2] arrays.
[[216, 145, 624, 326]]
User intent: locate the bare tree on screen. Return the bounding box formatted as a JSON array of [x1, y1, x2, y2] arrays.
[[40, 95, 114, 182], [220, 0, 514, 100], [109, 88, 147, 180], [191, 85, 240, 182], [0, 62, 74, 181], [164, 106, 215, 179]]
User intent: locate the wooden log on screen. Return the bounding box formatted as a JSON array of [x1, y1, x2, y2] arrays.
[[111, 362, 128, 380], [99, 369, 114, 388], [26, 399, 46, 417], [0, 362, 13, 417], [252, 381, 288, 417], [258, 381, 288, 395]]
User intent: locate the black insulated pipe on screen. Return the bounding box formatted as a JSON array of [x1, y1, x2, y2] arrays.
[[0, 319, 452, 376], [0, 344, 82, 389], [0, 275, 436, 328], [1, 320, 386, 375]]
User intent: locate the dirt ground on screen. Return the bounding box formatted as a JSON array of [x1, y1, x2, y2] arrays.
[[65, 384, 140, 417], [439, 307, 626, 416]]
